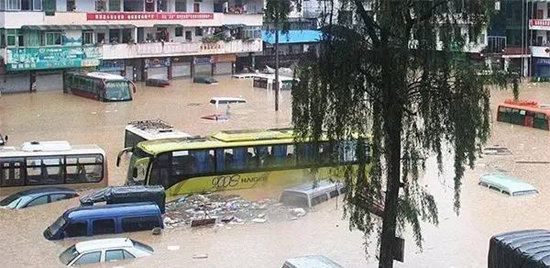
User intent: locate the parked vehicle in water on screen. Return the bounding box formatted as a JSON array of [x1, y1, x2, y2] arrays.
[[479, 173, 539, 196], [64, 72, 135, 102], [194, 76, 218, 84], [0, 187, 78, 210], [488, 229, 550, 268], [282, 255, 344, 268], [59, 238, 153, 266], [0, 141, 107, 197], [280, 180, 346, 208], [496, 99, 550, 130], [145, 78, 170, 87], [118, 128, 370, 196], [44, 202, 163, 240], [80, 185, 166, 214], [209, 97, 247, 108], [122, 120, 191, 149]]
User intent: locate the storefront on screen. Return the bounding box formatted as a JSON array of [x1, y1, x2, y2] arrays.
[[213, 54, 236, 75], [34, 70, 63, 91], [535, 58, 550, 78], [144, 58, 170, 80], [171, 57, 192, 79], [193, 56, 213, 76]]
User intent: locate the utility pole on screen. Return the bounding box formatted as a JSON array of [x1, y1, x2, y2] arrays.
[[275, 28, 280, 111]]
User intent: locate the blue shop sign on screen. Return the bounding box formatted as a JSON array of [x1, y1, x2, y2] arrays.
[[145, 58, 171, 68], [536, 58, 550, 66], [194, 56, 212, 65]]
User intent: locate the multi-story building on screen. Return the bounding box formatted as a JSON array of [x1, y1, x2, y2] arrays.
[[0, 0, 264, 92], [529, 1, 550, 77]]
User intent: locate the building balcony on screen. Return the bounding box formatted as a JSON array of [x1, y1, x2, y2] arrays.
[[101, 39, 262, 60], [0, 11, 263, 28]]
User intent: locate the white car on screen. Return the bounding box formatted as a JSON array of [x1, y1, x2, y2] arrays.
[[59, 238, 153, 266]]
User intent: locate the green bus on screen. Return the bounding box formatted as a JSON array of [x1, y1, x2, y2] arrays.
[[63, 72, 135, 102], [117, 128, 370, 196]]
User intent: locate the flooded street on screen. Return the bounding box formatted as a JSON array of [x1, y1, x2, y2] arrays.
[[1, 76, 550, 267]]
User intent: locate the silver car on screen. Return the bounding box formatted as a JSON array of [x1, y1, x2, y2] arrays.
[[59, 238, 153, 266]]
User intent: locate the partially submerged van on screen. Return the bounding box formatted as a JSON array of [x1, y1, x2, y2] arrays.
[[479, 173, 539, 196], [44, 202, 163, 240], [280, 180, 346, 208], [209, 97, 247, 108]]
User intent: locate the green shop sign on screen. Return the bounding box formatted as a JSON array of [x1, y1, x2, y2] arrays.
[[6, 46, 102, 71]]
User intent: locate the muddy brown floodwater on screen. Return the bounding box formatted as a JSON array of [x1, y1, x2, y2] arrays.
[[1, 76, 550, 268]]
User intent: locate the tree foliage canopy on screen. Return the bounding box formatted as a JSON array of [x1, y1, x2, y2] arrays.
[[292, 0, 509, 265]]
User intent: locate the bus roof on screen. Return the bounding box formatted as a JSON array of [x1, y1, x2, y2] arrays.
[[70, 72, 127, 81], [125, 120, 192, 140], [0, 142, 105, 158], [498, 102, 550, 115], [138, 128, 296, 155]]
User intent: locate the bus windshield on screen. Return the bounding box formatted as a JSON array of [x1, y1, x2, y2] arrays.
[[105, 81, 131, 101], [126, 147, 152, 185]]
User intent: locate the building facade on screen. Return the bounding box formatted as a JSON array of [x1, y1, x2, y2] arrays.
[[0, 0, 264, 92]]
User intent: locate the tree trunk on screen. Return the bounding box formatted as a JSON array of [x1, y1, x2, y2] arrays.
[[275, 28, 280, 111], [378, 67, 404, 268]]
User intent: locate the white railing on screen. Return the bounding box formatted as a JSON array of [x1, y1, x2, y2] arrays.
[[101, 39, 262, 60]]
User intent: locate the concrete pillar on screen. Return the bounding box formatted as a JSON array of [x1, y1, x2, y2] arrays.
[[504, 58, 510, 72], [211, 63, 215, 76], [190, 61, 195, 79]]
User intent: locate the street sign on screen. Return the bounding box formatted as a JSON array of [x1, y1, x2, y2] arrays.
[[393, 236, 405, 262]]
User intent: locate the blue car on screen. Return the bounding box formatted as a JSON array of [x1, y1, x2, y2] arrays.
[[0, 187, 78, 210], [44, 202, 163, 240]]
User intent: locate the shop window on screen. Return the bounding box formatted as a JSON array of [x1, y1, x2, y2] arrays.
[[195, 27, 203, 37], [157, 0, 167, 11], [66, 0, 75, 11], [97, 33, 105, 44], [175, 27, 183, 37], [185, 31, 192, 41], [45, 32, 62, 46], [6, 29, 18, 47], [109, 29, 121, 43]]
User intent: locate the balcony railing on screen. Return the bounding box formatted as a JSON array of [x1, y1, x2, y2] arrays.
[[101, 39, 262, 60]]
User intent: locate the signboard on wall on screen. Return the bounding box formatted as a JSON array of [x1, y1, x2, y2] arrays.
[[99, 60, 125, 72], [194, 56, 212, 65], [212, 54, 236, 63], [5, 46, 101, 71], [87, 12, 214, 21], [529, 19, 550, 30]]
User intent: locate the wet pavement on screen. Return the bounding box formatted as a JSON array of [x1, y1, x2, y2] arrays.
[[1, 77, 550, 267]]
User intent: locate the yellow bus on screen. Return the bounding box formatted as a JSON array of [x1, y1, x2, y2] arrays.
[[118, 128, 369, 196]]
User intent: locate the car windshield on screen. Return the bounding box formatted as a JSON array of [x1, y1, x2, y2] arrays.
[[105, 81, 131, 101], [280, 192, 309, 208], [59, 245, 79, 265], [0, 194, 31, 209], [47, 216, 66, 237]]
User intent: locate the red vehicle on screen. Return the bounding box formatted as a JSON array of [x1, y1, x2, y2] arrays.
[[496, 99, 550, 130]]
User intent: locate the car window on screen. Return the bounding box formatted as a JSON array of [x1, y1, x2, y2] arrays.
[[105, 249, 124, 262], [121, 216, 161, 232], [92, 219, 115, 235], [65, 222, 88, 237], [50, 193, 71, 202], [74, 251, 101, 265], [311, 193, 329, 206], [123, 250, 135, 259], [25, 195, 48, 208]]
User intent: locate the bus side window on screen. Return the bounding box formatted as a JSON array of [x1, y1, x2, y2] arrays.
[[272, 145, 288, 167], [232, 147, 247, 170], [286, 145, 296, 166], [26, 157, 44, 185], [254, 146, 270, 168], [42, 157, 64, 184], [339, 141, 357, 163], [216, 148, 233, 173], [189, 149, 215, 174], [534, 113, 549, 130]]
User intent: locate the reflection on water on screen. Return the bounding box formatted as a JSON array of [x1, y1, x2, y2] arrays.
[[1, 78, 550, 267]]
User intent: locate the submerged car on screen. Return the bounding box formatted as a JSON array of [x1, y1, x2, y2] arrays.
[[0, 187, 78, 210], [280, 180, 346, 208], [194, 76, 218, 84], [282, 255, 344, 268], [145, 78, 170, 87], [479, 173, 539, 196], [209, 97, 247, 108], [59, 238, 153, 266], [0, 134, 6, 146]]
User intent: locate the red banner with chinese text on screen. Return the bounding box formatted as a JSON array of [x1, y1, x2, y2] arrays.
[[87, 12, 214, 21]]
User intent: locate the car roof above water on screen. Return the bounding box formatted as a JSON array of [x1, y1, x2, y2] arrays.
[[282, 180, 344, 196], [15, 187, 76, 197], [64, 202, 160, 221], [479, 173, 538, 195], [75, 238, 134, 252]]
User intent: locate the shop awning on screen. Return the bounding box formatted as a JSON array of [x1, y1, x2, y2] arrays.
[[153, 24, 183, 28], [21, 24, 135, 31]]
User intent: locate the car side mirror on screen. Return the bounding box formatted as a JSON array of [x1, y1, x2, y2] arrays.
[[132, 167, 138, 178]]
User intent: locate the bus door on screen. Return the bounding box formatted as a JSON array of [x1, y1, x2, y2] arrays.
[[0, 158, 25, 187], [524, 110, 534, 128]]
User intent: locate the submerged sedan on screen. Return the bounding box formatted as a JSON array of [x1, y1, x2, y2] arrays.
[[0, 187, 78, 209]]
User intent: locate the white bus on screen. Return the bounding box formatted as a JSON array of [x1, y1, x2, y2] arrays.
[[64, 72, 136, 102], [0, 141, 107, 197], [123, 120, 192, 149], [252, 74, 297, 91]]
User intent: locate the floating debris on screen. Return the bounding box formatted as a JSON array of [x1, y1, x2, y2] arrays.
[[193, 254, 208, 259]]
